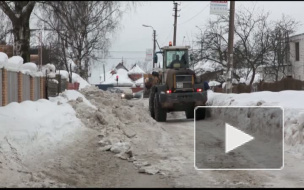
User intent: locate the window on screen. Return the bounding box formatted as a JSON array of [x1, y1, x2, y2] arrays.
[[295, 42, 299, 61], [165, 50, 188, 68]]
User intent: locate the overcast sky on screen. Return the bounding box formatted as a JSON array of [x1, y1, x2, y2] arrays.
[[89, 1, 304, 83], [110, 1, 304, 52]]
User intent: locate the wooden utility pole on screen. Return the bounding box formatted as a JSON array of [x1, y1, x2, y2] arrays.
[[226, 1, 235, 94], [173, 2, 180, 46], [153, 30, 156, 68]]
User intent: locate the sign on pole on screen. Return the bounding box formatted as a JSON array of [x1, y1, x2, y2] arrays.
[[210, 1, 228, 15], [145, 48, 153, 62]]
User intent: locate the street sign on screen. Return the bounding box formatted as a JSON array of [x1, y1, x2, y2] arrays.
[[145, 48, 153, 62], [210, 1, 228, 15]]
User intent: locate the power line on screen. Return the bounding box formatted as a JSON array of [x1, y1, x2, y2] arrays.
[[178, 3, 209, 25]]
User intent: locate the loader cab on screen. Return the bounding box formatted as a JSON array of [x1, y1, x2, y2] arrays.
[[154, 46, 190, 70]]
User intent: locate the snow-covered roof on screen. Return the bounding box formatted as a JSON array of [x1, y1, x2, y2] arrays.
[[102, 68, 134, 86], [134, 77, 144, 84], [128, 64, 145, 74]]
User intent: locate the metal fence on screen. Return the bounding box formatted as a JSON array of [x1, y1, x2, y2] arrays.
[[22, 74, 31, 101], [7, 71, 18, 104], [34, 77, 41, 101], [0, 69, 2, 106]]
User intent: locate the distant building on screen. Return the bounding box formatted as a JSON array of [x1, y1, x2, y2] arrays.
[[115, 62, 128, 71], [128, 63, 145, 81], [289, 33, 304, 81]]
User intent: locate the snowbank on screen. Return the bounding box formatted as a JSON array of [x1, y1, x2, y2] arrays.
[[49, 89, 97, 109], [194, 60, 224, 73], [0, 52, 8, 68], [0, 99, 84, 169], [207, 90, 304, 155], [208, 80, 221, 87]]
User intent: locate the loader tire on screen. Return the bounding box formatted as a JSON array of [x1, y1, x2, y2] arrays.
[[195, 107, 206, 120], [154, 94, 167, 122], [185, 105, 195, 119], [149, 89, 155, 118]]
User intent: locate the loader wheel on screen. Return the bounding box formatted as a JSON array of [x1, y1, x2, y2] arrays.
[[149, 89, 155, 118], [154, 94, 167, 122], [195, 107, 206, 120], [185, 105, 195, 119]]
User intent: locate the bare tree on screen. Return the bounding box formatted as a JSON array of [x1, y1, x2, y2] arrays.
[[0, 9, 12, 44], [195, 6, 298, 86], [0, 1, 36, 62], [35, 1, 123, 81], [264, 15, 298, 81]]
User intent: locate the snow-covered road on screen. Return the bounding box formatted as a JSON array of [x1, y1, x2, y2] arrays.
[[1, 86, 304, 187]]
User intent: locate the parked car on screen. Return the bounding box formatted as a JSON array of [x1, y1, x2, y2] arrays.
[[106, 87, 124, 94], [132, 90, 143, 99]]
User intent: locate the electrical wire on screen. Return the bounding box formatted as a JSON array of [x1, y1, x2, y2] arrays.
[[178, 3, 209, 25]]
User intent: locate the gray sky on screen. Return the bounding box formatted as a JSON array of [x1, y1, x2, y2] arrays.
[[110, 1, 304, 52], [89, 1, 304, 84]]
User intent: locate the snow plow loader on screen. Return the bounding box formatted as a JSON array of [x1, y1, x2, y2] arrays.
[[144, 44, 208, 122]]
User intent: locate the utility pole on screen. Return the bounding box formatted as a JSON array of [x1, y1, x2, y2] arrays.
[[173, 2, 180, 46], [226, 1, 235, 94], [153, 29, 156, 69]]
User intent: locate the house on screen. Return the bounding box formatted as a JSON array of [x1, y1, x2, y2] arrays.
[[101, 62, 146, 87], [289, 33, 304, 81], [128, 63, 145, 81], [115, 62, 128, 71]]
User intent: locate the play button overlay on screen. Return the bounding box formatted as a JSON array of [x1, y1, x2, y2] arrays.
[[194, 106, 284, 170], [225, 123, 254, 153]]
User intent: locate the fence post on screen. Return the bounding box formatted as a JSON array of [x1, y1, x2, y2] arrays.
[[2, 69, 7, 106], [30, 76, 34, 101], [18, 72, 23, 103]]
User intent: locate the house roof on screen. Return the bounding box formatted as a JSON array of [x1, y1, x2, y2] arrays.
[[128, 64, 145, 74], [115, 62, 128, 71]]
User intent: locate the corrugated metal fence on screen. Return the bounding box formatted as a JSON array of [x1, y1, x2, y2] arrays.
[[34, 77, 40, 101], [0, 68, 46, 106], [7, 71, 18, 103], [0, 70, 2, 106], [22, 74, 31, 101]]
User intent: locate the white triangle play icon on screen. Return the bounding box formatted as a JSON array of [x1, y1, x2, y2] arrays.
[[225, 123, 254, 153]]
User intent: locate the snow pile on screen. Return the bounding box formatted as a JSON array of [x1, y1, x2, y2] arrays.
[[194, 60, 224, 74], [0, 99, 84, 173], [207, 90, 304, 155], [0, 52, 8, 68], [56, 70, 91, 90], [102, 68, 134, 86], [208, 80, 221, 87], [128, 64, 145, 74], [4, 56, 24, 72], [49, 89, 97, 109], [42, 63, 56, 77], [70, 86, 160, 162], [19, 62, 38, 75]]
